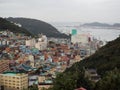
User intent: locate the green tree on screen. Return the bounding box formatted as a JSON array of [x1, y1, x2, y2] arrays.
[[28, 84, 38, 90], [95, 69, 120, 90]]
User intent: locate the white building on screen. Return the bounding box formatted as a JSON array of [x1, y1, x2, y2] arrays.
[[35, 42, 47, 50], [25, 38, 36, 47], [71, 34, 91, 44], [35, 35, 47, 50], [25, 35, 47, 50], [0, 40, 10, 46], [28, 55, 35, 68]]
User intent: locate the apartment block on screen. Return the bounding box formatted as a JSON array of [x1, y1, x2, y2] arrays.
[[0, 72, 28, 90], [0, 60, 9, 73]]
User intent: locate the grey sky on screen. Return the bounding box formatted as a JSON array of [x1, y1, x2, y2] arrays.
[[0, 0, 120, 23]]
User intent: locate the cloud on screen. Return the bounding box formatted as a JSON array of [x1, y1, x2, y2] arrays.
[[0, 0, 120, 22]]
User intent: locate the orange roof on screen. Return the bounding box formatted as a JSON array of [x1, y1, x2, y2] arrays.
[[5, 47, 11, 52]]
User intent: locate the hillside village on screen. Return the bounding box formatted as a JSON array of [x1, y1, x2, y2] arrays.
[[0, 29, 104, 90], [1, 0, 120, 89]]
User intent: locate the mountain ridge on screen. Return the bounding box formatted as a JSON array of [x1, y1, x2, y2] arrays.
[[6, 17, 69, 38], [0, 17, 32, 36]]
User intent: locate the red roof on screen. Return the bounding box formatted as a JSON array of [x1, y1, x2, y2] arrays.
[[75, 87, 86, 90]]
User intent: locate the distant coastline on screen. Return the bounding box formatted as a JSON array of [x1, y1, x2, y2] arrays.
[[81, 27, 120, 30], [81, 22, 120, 30]]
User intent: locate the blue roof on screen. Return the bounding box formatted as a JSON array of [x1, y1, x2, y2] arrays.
[[17, 64, 34, 71], [2, 72, 25, 76], [40, 72, 47, 76], [3, 73, 16, 76]]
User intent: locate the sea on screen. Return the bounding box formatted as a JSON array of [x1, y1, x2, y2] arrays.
[[50, 22, 120, 42]]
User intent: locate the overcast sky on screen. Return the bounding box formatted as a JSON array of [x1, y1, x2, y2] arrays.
[[0, 0, 120, 23]]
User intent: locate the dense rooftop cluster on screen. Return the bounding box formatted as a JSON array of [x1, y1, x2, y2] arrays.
[[0, 30, 104, 90]]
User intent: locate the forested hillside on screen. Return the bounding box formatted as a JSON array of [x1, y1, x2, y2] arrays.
[[7, 17, 69, 38], [0, 17, 32, 36]]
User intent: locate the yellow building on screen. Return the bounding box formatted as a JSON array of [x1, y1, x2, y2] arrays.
[[0, 72, 28, 90], [0, 60, 9, 73]]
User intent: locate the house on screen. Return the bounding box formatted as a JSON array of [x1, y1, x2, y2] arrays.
[[38, 73, 53, 90], [85, 69, 101, 82]]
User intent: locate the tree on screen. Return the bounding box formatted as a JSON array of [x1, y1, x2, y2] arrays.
[[28, 84, 38, 90], [95, 69, 120, 90], [48, 69, 94, 90]]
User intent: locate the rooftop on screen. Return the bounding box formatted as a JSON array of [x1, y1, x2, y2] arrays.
[[0, 72, 27, 76]]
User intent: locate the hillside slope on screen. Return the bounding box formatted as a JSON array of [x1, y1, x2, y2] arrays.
[[49, 37, 120, 90], [0, 17, 32, 35], [7, 17, 69, 38], [68, 37, 120, 75]]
